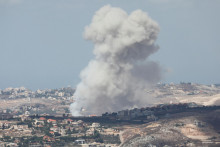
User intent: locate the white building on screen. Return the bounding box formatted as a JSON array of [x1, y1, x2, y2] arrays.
[[91, 123, 100, 128]]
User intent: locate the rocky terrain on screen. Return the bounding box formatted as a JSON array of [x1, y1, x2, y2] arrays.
[[151, 83, 220, 106], [120, 109, 220, 147]]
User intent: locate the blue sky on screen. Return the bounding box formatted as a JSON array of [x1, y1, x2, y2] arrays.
[[0, 0, 220, 90]]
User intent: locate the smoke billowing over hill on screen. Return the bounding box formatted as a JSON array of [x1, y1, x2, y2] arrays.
[[70, 5, 162, 116]]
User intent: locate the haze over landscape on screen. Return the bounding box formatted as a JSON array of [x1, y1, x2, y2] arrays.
[[1, 1, 220, 146]]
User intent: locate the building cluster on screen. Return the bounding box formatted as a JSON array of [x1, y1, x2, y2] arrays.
[[102, 102, 203, 121], [0, 102, 219, 146], [0, 87, 75, 100], [0, 103, 70, 117], [1, 84, 220, 146], [0, 114, 121, 147], [0, 87, 76, 116], [117, 108, 154, 120]]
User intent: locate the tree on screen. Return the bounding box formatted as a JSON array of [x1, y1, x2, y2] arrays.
[[66, 128, 72, 134]]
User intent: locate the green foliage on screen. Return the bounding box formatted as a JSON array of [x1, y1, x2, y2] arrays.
[[94, 130, 100, 138], [17, 120, 33, 127], [66, 128, 72, 134], [60, 136, 76, 142], [18, 136, 43, 147], [209, 136, 217, 140], [29, 136, 43, 143], [3, 136, 11, 142], [95, 137, 104, 143], [54, 132, 61, 136], [51, 141, 65, 146], [175, 123, 185, 127]]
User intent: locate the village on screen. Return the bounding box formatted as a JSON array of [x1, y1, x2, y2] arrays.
[[0, 114, 121, 147], [0, 84, 220, 146], [1, 102, 220, 147]]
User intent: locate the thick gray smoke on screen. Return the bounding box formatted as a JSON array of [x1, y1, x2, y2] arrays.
[[70, 5, 161, 116]]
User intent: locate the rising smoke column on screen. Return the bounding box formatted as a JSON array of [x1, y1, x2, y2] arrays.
[[70, 5, 162, 116]]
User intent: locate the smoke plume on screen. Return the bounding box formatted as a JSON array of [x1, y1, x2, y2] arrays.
[[70, 5, 162, 116]]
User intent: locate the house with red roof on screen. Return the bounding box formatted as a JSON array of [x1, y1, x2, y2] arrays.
[[63, 119, 73, 124], [39, 117, 46, 121], [47, 119, 57, 124]]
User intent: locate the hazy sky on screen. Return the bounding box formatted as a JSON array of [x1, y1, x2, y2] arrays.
[[0, 0, 220, 90]]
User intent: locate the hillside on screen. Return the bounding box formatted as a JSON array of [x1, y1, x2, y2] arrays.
[[120, 110, 220, 147]]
